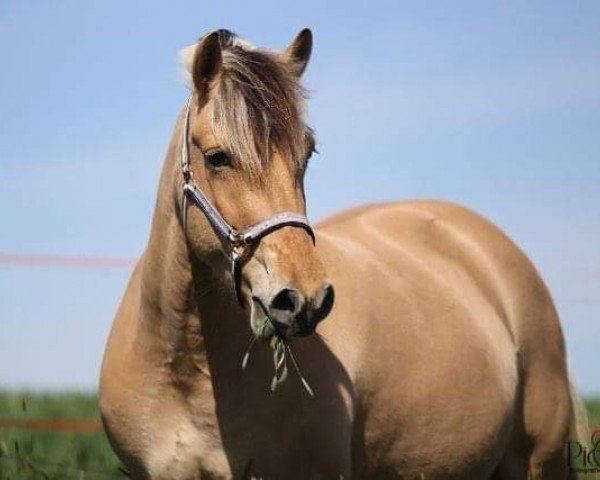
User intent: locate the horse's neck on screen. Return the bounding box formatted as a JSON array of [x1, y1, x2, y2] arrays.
[[139, 131, 193, 337], [138, 136, 247, 380]]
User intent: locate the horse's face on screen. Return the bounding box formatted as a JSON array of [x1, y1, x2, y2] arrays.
[[185, 29, 334, 339]]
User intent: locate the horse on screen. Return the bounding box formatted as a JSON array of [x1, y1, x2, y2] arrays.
[[99, 29, 587, 479]]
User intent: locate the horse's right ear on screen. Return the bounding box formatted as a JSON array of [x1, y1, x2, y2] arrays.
[[192, 31, 222, 97], [283, 28, 313, 77]]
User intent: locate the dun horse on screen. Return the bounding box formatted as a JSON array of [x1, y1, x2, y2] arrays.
[[100, 29, 586, 479]]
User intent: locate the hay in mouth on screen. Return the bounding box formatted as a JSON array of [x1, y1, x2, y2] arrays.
[[244, 300, 314, 396]]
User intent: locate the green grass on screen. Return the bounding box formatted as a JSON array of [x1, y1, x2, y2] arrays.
[[585, 397, 600, 426], [0, 390, 599, 479], [0, 391, 100, 420], [0, 390, 125, 479]]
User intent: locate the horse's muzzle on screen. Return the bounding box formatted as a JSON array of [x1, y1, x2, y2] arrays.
[[251, 282, 334, 339]]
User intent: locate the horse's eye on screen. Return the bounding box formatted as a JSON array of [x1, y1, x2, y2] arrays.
[[205, 151, 231, 169]]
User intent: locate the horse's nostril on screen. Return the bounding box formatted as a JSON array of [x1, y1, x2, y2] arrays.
[[266, 284, 333, 336], [313, 283, 335, 324], [271, 288, 300, 312], [268, 288, 303, 328]]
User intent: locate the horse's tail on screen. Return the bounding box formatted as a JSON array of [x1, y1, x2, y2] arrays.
[[569, 382, 589, 445], [568, 380, 597, 479]]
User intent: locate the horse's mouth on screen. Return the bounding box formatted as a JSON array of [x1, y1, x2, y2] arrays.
[[245, 297, 315, 396], [250, 296, 313, 340], [250, 296, 277, 339]]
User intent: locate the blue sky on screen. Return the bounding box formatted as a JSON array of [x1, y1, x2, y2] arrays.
[[0, 1, 599, 394]]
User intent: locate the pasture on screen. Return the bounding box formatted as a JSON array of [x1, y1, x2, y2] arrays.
[[0, 390, 123, 479], [0, 389, 598, 479]]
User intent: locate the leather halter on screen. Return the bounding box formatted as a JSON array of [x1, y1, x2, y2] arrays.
[[180, 96, 315, 306]]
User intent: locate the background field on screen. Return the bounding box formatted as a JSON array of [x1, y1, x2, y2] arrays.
[[0, 390, 599, 479], [0, 391, 123, 479]]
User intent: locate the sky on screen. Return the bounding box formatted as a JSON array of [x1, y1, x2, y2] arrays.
[[0, 1, 598, 394]]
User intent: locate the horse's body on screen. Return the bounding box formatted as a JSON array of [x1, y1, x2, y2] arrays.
[[100, 30, 581, 479]]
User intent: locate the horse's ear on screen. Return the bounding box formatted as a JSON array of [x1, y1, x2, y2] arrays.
[[283, 28, 313, 77], [192, 31, 222, 97]]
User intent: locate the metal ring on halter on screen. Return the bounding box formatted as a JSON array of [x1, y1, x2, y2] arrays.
[[179, 96, 316, 306]]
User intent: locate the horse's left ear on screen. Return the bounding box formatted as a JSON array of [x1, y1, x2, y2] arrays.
[[283, 28, 313, 77]]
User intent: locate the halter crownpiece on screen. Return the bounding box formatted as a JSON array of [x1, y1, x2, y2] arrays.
[[180, 96, 315, 306]]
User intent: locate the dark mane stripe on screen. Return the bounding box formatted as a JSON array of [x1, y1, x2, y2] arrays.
[[214, 29, 237, 49]]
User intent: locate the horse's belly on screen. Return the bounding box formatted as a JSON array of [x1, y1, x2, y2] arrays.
[[357, 363, 517, 479], [350, 303, 518, 478]]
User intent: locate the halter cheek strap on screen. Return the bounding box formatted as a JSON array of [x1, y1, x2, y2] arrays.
[[180, 96, 315, 306]]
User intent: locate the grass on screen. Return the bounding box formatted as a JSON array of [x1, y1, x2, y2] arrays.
[[0, 390, 124, 479], [585, 397, 600, 426], [0, 390, 598, 479]]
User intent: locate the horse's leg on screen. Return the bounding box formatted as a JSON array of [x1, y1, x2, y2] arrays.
[[522, 347, 571, 477], [491, 376, 570, 480], [493, 297, 572, 480], [526, 429, 572, 480], [521, 320, 572, 478]]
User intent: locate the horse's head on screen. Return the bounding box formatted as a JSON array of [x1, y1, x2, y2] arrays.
[[181, 29, 333, 339]]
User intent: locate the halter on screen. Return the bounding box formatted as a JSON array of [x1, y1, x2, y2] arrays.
[[180, 96, 315, 306]]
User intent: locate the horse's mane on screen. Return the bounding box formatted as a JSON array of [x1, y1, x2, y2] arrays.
[[180, 30, 309, 178]]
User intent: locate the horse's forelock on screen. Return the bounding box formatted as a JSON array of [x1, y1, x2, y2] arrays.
[[179, 33, 308, 179]]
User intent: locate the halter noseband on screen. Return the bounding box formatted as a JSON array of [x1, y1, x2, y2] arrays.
[[180, 96, 315, 306]]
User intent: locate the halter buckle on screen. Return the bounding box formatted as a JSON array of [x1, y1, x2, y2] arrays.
[[230, 232, 250, 262], [182, 165, 193, 183]]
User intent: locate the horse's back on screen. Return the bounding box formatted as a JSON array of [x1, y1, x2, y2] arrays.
[[317, 199, 565, 353], [315, 201, 571, 478]]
